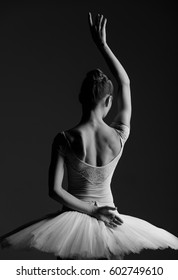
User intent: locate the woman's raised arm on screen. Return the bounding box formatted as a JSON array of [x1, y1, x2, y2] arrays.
[[88, 13, 132, 127]]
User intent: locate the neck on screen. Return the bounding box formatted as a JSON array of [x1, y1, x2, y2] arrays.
[[79, 106, 104, 126]]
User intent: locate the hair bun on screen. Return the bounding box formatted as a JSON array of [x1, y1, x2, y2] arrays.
[[79, 68, 113, 109], [86, 68, 106, 82]]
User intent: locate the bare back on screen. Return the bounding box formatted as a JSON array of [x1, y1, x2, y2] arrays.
[[65, 123, 121, 167]]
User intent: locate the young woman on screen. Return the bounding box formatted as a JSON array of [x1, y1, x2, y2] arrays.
[[1, 13, 178, 260]]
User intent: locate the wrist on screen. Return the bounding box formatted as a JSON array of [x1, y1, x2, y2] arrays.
[[85, 202, 98, 216], [91, 205, 98, 216], [98, 41, 108, 50]]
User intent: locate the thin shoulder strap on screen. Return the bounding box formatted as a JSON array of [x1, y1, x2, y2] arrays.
[[62, 131, 71, 148]]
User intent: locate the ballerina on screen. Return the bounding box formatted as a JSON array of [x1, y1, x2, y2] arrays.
[[0, 13, 178, 260]]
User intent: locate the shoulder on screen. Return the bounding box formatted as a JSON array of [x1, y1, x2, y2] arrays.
[[51, 132, 67, 155], [95, 123, 121, 149], [64, 126, 85, 147], [110, 122, 130, 143], [52, 132, 65, 146]]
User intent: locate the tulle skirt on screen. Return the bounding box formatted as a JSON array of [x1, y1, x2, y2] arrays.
[[1, 210, 178, 259]]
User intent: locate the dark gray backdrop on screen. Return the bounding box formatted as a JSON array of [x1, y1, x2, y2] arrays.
[[0, 0, 177, 259]]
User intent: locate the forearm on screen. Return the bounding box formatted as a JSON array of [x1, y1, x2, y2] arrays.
[[49, 187, 96, 215], [99, 43, 130, 86]]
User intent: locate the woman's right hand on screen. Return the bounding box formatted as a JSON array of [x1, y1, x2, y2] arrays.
[[90, 203, 123, 228], [88, 12, 107, 48]]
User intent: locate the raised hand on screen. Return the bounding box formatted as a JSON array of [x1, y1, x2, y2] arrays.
[[88, 12, 107, 48], [91, 204, 123, 228]]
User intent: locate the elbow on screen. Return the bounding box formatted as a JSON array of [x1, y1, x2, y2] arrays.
[[122, 77, 130, 86], [48, 186, 62, 200], [49, 190, 61, 203], [117, 79, 130, 90]]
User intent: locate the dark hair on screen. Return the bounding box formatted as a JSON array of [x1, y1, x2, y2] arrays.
[[79, 69, 114, 109]]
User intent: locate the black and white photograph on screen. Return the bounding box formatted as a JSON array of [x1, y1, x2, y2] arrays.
[[0, 0, 177, 262]]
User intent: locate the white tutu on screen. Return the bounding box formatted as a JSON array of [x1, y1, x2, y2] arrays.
[[1, 210, 178, 259]]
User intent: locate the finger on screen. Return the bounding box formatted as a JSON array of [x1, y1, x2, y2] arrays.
[[113, 219, 122, 226], [111, 217, 123, 226], [103, 206, 117, 211], [101, 17, 107, 31], [97, 14, 102, 31], [115, 214, 123, 223], [88, 12, 93, 27], [105, 221, 117, 228], [110, 219, 121, 227], [110, 223, 117, 228], [96, 13, 100, 26], [108, 215, 122, 226], [114, 215, 123, 222], [114, 216, 124, 224], [99, 14, 103, 30]]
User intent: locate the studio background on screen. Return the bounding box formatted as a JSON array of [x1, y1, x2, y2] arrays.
[[0, 0, 177, 259]]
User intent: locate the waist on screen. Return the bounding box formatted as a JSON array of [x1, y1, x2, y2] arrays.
[[68, 185, 114, 206]]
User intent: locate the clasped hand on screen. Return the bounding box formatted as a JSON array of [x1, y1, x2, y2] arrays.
[[90, 202, 123, 228]]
